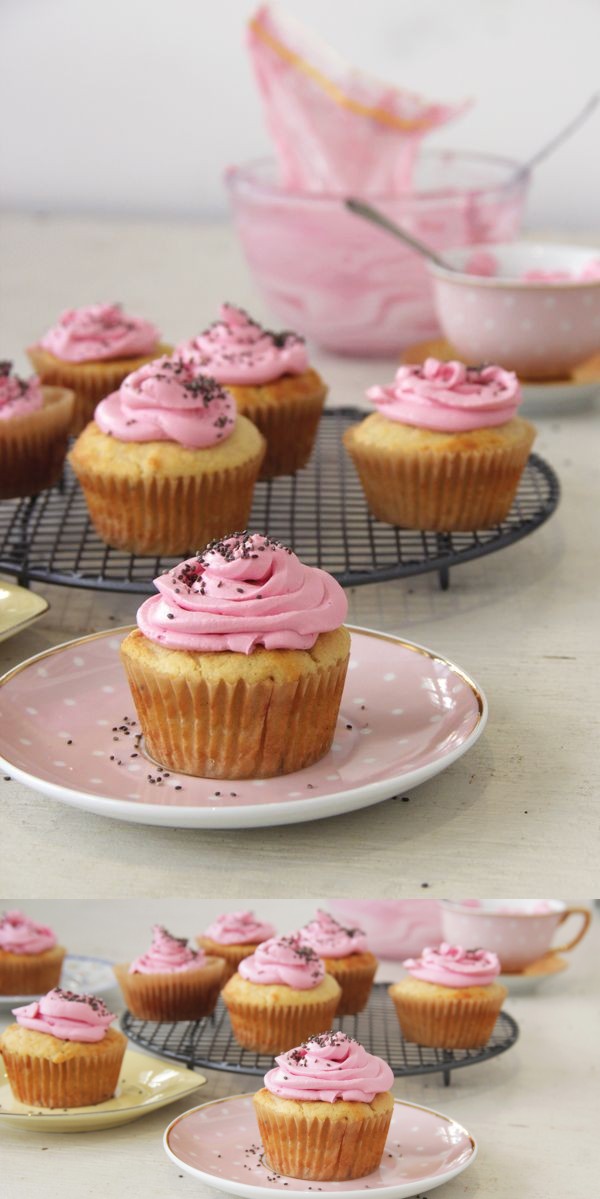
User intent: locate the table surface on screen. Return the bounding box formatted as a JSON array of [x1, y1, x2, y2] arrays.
[[1, 213, 599, 897], [1, 898, 597, 1199]]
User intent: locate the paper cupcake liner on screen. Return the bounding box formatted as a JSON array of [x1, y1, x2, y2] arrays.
[[223, 994, 341, 1054], [321, 955, 378, 1016], [195, 940, 258, 985], [113, 958, 225, 1021], [0, 947, 66, 996], [69, 451, 263, 555], [388, 986, 507, 1049], [120, 637, 349, 779], [27, 344, 172, 434], [1, 1033, 126, 1108], [344, 427, 536, 531], [0, 388, 74, 499], [254, 1091, 394, 1181], [235, 386, 326, 478]]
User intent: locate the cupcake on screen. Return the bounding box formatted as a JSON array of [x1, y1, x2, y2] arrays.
[[0, 361, 74, 499], [196, 911, 277, 984], [0, 909, 66, 996], [113, 925, 225, 1021], [221, 935, 341, 1053], [298, 910, 378, 1015], [177, 304, 326, 477], [388, 943, 507, 1049], [343, 358, 536, 530], [28, 302, 170, 433], [0, 987, 126, 1108], [120, 531, 350, 778], [254, 1031, 394, 1181], [68, 356, 265, 554]]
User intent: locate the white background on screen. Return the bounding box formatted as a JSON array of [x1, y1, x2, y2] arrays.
[[1, 0, 599, 229]]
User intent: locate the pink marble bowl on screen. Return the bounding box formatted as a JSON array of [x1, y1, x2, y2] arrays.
[[429, 241, 600, 379]]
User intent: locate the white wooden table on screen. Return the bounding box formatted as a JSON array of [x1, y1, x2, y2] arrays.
[[1, 898, 597, 1199], [1, 215, 598, 896]]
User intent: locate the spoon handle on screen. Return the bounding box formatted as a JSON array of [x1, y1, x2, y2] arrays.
[[345, 197, 451, 270], [517, 92, 600, 178]]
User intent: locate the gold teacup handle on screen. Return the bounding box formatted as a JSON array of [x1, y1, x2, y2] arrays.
[[551, 907, 591, 954]]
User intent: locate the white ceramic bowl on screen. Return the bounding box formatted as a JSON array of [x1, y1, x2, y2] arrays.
[[429, 241, 600, 379]]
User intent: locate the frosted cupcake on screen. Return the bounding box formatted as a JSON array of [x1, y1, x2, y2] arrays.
[[196, 911, 277, 984], [0, 987, 126, 1108], [344, 358, 536, 530], [113, 925, 225, 1021], [178, 304, 326, 477], [120, 531, 350, 778], [28, 303, 169, 433], [0, 361, 74, 499], [254, 1031, 394, 1181], [0, 909, 66, 996], [298, 910, 378, 1015], [69, 356, 265, 554], [388, 943, 507, 1049], [222, 935, 341, 1053]]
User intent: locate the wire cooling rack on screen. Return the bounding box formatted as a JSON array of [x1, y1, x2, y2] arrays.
[[0, 408, 558, 592], [121, 983, 519, 1086]]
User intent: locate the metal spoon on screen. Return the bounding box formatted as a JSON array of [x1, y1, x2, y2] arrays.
[[510, 92, 599, 182], [345, 198, 455, 271]]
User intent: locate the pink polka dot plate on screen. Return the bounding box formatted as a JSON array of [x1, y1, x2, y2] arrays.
[[0, 625, 486, 828], [164, 1093, 477, 1198]]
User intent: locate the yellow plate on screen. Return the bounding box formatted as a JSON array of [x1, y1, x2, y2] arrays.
[[0, 581, 48, 643], [0, 1048, 206, 1132]]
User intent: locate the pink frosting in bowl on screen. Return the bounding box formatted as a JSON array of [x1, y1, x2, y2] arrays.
[[95, 356, 236, 449], [38, 303, 159, 363], [13, 988, 116, 1043], [299, 910, 369, 959], [136, 531, 348, 654], [129, 926, 205, 975], [264, 1031, 394, 1103], [0, 909, 57, 956], [368, 358, 521, 433], [238, 935, 325, 989], [403, 943, 500, 988], [177, 304, 308, 386], [203, 911, 276, 945], [0, 362, 43, 422]]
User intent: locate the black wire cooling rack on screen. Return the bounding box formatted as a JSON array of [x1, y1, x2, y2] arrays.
[[0, 408, 558, 592], [121, 983, 519, 1087]]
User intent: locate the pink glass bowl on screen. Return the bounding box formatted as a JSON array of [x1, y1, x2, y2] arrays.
[[226, 151, 529, 356]]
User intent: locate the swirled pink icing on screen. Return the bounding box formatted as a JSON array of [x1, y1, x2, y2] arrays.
[[203, 911, 276, 945], [95, 356, 236, 448], [136, 531, 348, 654], [0, 909, 57, 955], [38, 303, 159, 363], [403, 943, 500, 988], [13, 988, 116, 1043], [129, 926, 205, 975], [368, 358, 521, 432], [238, 935, 325, 989], [0, 362, 43, 422], [177, 304, 308, 385], [264, 1031, 394, 1103], [299, 910, 369, 959]]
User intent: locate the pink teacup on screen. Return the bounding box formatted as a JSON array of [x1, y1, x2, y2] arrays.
[[440, 899, 591, 973]]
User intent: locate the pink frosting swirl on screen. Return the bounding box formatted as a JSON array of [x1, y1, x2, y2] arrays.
[[299, 910, 369, 959], [0, 362, 43, 422], [129, 925, 205, 975], [0, 909, 57, 955], [368, 358, 521, 432], [203, 911, 276, 945], [264, 1032, 394, 1103], [403, 943, 500, 988], [238, 935, 325, 989], [95, 356, 236, 449], [136, 531, 348, 654], [38, 303, 159, 362], [13, 988, 116, 1043], [177, 304, 308, 385]]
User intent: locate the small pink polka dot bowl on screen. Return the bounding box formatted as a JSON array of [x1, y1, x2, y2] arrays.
[[429, 241, 600, 379]]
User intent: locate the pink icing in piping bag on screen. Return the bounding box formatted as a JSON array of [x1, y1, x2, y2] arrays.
[[264, 1031, 394, 1102], [13, 988, 116, 1043], [238, 934, 325, 989], [368, 358, 521, 433], [178, 304, 308, 385], [129, 926, 204, 974]]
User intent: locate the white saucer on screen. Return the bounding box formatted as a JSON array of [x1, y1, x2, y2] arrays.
[[0, 954, 115, 1009]]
